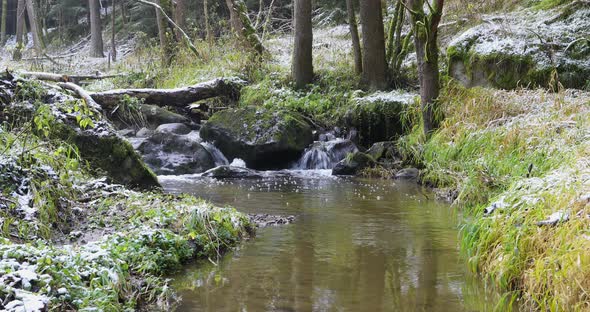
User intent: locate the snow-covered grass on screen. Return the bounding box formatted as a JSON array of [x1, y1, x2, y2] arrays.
[[398, 82, 590, 309]]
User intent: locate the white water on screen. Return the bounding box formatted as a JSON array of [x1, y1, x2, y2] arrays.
[[295, 139, 358, 170], [202, 142, 229, 166]]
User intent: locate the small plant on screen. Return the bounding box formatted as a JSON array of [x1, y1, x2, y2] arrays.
[[110, 95, 147, 129]]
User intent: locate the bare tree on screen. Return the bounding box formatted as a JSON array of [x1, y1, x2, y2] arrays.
[[204, 0, 211, 43], [89, 0, 104, 57], [154, 0, 174, 65], [407, 0, 445, 135], [346, 0, 362, 74], [359, 0, 387, 90], [292, 0, 313, 88], [25, 0, 45, 55]]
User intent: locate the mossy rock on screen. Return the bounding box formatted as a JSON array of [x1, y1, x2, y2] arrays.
[[56, 123, 159, 189], [137, 132, 215, 175], [332, 152, 375, 176], [338, 91, 415, 148], [447, 6, 590, 90], [200, 106, 313, 169]]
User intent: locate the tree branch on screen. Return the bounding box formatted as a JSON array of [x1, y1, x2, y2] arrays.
[[134, 0, 200, 58]]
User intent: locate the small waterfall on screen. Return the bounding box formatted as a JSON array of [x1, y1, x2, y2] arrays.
[[295, 139, 358, 170], [202, 142, 229, 166]]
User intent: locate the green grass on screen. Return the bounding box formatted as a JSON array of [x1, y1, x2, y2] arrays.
[[398, 82, 590, 310]]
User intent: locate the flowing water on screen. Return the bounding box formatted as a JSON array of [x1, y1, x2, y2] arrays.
[[161, 171, 498, 311]]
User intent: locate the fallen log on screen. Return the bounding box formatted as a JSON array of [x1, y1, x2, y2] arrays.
[[89, 78, 245, 108], [57, 82, 103, 112], [18, 71, 127, 84]]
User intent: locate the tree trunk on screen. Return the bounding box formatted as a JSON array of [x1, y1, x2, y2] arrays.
[[407, 0, 444, 135], [225, 0, 265, 54], [25, 0, 45, 55], [346, 0, 362, 75], [225, 0, 244, 35], [154, 0, 173, 65], [15, 0, 25, 48], [1, 0, 7, 45], [120, 0, 127, 27], [359, 0, 387, 90], [204, 0, 211, 43], [292, 0, 313, 88], [111, 0, 117, 61], [89, 0, 104, 57], [174, 0, 186, 41], [90, 78, 244, 108]]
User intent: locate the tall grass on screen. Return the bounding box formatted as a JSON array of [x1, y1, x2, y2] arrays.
[[398, 81, 590, 309]]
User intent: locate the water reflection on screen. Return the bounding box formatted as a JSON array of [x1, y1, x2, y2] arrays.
[[163, 173, 498, 311]]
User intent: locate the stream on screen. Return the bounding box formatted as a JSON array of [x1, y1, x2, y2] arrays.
[[160, 170, 499, 311]]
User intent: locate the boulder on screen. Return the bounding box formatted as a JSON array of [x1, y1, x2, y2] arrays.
[[140, 104, 191, 128], [394, 167, 419, 180], [332, 152, 375, 176], [155, 123, 191, 135], [448, 4, 590, 89], [202, 166, 263, 179], [1, 77, 159, 190], [137, 132, 215, 175], [200, 107, 313, 169], [366, 141, 398, 161], [338, 91, 415, 147]]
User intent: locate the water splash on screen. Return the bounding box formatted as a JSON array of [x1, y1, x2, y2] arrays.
[[295, 139, 358, 170], [202, 142, 229, 166], [230, 158, 247, 168]]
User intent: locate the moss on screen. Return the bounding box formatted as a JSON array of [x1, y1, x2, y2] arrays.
[[338, 99, 407, 147]]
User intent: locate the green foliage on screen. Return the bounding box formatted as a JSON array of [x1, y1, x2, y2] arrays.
[[110, 95, 146, 129]]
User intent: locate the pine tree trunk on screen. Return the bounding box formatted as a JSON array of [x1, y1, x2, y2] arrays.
[[89, 0, 104, 57], [1, 0, 7, 45], [25, 0, 44, 55], [359, 0, 387, 90], [174, 0, 186, 41], [346, 0, 362, 75], [292, 0, 313, 88], [111, 0, 117, 61], [15, 0, 25, 46]]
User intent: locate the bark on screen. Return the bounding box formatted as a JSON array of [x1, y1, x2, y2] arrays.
[[1, 0, 7, 44], [18, 71, 127, 84], [111, 0, 117, 61], [346, 0, 362, 75], [15, 0, 25, 48], [225, 0, 265, 54], [57, 82, 102, 112], [154, 0, 173, 65], [292, 0, 313, 88], [120, 0, 127, 27], [174, 0, 186, 41], [89, 78, 244, 108], [204, 0, 211, 42], [136, 0, 197, 59], [89, 0, 104, 57], [25, 0, 45, 55], [359, 0, 387, 90], [407, 0, 444, 135], [225, 0, 244, 35]]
